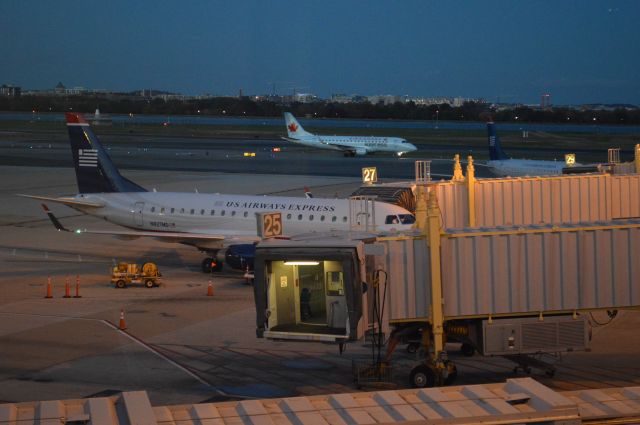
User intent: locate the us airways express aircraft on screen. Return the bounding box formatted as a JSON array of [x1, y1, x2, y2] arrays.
[[485, 122, 576, 177], [282, 112, 417, 157], [20, 113, 416, 272]]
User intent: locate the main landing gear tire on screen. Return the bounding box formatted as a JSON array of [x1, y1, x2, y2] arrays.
[[201, 258, 224, 273]]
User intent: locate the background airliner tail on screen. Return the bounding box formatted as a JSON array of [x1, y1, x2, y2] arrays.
[[284, 112, 314, 139], [66, 113, 146, 194], [487, 122, 509, 161]]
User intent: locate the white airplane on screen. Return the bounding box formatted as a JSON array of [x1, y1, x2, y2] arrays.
[[485, 122, 576, 177], [20, 113, 416, 272], [282, 112, 417, 157]]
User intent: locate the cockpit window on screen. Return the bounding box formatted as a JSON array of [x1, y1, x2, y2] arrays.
[[385, 215, 400, 224], [385, 214, 415, 225], [399, 214, 415, 224]]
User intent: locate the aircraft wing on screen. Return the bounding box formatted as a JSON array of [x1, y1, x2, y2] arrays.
[[17, 194, 104, 208]]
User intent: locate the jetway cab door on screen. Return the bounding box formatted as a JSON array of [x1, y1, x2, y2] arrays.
[[133, 202, 144, 227]]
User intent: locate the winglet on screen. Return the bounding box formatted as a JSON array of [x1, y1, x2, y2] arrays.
[[65, 112, 87, 124], [41, 203, 70, 232]]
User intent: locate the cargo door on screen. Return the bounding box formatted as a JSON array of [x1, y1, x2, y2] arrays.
[[133, 202, 144, 226]]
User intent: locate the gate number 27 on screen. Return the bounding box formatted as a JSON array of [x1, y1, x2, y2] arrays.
[[362, 167, 378, 184]]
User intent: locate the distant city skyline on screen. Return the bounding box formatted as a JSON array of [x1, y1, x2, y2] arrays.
[[1, 1, 639, 105]]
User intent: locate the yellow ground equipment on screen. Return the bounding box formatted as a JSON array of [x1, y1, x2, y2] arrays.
[[111, 262, 162, 288]]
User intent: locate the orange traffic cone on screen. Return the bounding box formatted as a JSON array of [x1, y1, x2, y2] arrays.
[[45, 276, 53, 299], [118, 309, 127, 330], [74, 275, 82, 298], [207, 280, 214, 296], [63, 277, 71, 298]]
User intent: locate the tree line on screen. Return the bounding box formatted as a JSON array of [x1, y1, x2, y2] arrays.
[[1, 94, 639, 125]]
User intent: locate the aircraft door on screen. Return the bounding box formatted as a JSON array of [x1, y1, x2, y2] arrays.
[[133, 202, 144, 226]]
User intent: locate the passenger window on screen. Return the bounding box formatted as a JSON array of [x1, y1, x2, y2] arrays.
[[243, 211, 248, 217], [232, 211, 236, 216], [160, 207, 165, 214], [200, 209, 205, 215], [320, 215, 325, 221], [190, 209, 195, 215], [151, 206, 155, 213], [332, 216, 337, 222], [309, 215, 314, 221], [342, 216, 347, 222], [298, 214, 302, 220], [287, 213, 292, 219], [210, 210, 215, 215], [180, 208, 185, 214], [221, 210, 226, 216]]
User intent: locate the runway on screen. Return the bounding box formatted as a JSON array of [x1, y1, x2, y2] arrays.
[[0, 136, 638, 405], [0, 132, 492, 179]]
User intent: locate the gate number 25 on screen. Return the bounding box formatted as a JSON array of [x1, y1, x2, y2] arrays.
[[262, 212, 282, 238]]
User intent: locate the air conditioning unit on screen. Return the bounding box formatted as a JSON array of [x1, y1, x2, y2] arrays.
[[482, 315, 588, 356]]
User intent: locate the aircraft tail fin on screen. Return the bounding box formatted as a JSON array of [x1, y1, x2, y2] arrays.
[[487, 122, 509, 160], [66, 113, 146, 194], [284, 112, 313, 139]]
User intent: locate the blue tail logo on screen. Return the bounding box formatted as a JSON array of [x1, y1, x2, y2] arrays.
[[487, 122, 508, 160], [66, 113, 146, 194]]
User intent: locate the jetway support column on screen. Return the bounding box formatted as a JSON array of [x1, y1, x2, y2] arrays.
[[635, 144, 640, 174], [427, 190, 445, 362], [466, 155, 476, 228]]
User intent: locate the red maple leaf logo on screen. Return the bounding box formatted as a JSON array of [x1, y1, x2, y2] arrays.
[[288, 123, 298, 132]]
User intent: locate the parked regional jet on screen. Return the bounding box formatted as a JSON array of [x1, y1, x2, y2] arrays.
[[282, 112, 417, 157], [485, 122, 576, 177], [20, 113, 416, 272]]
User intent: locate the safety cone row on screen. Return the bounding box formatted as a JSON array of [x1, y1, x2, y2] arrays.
[[207, 280, 214, 296], [118, 309, 127, 330], [44, 276, 83, 299]]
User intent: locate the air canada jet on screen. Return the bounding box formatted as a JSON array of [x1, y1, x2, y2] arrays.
[[485, 122, 576, 177], [282, 112, 417, 157], [20, 113, 416, 272]]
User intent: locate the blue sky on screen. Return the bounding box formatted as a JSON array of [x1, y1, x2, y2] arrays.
[[1, 0, 639, 104]]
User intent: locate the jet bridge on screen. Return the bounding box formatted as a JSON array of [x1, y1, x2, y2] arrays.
[[253, 162, 640, 388]]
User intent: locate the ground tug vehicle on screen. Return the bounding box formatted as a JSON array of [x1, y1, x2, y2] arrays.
[[111, 262, 162, 288]]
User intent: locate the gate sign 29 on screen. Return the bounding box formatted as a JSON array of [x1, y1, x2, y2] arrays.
[[362, 167, 378, 184], [259, 212, 282, 238]]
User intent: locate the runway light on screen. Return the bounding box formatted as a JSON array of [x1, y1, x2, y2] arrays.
[[284, 261, 320, 266]]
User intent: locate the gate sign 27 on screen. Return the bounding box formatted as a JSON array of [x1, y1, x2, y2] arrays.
[[362, 167, 377, 184], [259, 212, 282, 238]]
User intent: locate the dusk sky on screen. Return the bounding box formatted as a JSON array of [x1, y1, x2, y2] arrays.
[[1, 1, 639, 105]]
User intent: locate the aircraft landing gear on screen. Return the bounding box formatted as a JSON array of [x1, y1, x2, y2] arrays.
[[201, 257, 223, 273]]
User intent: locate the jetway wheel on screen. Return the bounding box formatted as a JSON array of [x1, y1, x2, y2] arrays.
[[410, 365, 435, 388], [460, 343, 475, 357]]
